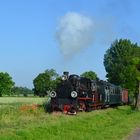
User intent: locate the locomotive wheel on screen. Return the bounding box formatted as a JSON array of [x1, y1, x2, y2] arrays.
[[67, 107, 77, 115], [86, 105, 92, 112], [79, 102, 86, 111]]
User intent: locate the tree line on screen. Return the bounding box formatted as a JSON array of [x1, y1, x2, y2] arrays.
[[0, 68, 98, 97], [0, 72, 34, 97], [33, 69, 98, 97], [0, 39, 140, 108]]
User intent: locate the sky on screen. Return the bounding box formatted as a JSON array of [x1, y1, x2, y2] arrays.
[[0, 0, 140, 88]]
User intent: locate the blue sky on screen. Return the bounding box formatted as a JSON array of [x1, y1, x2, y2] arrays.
[[0, 0, 140, 88]]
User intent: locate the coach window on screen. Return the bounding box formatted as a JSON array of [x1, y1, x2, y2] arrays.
[[113, 88, 115, 94], [110, 87, 113, 94], [105, 86, 108, 90], [93, 83, 96, 87], [92, 83, 96, 91], [76, 81, 79, 87], [100, 94, 102, 101], [87, 81, 91, 89], [80, 80, 87, 90]]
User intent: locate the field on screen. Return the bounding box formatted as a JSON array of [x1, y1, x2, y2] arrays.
[[0, 97, 140, 140], [0, 97, 45, 105]]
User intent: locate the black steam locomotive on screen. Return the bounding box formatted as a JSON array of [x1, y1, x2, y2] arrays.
[[49, 72, 128, 114]]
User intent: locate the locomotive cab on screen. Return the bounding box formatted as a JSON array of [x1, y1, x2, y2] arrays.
[[91, 80, 103, 105], [78, 77, 92, 98], [77, 77, 94, 111]]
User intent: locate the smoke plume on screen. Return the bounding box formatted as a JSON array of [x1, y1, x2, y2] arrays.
[[56, 12, 94, 59]]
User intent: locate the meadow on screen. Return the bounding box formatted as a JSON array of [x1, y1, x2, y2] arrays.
[[0, 97, 140, 140]]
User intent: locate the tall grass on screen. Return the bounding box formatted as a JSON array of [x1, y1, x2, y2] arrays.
[[0, 98, 140, 140], [0, 97, 45, 104]]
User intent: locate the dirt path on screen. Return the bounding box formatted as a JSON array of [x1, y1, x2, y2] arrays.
[[127, 128, 140, 140]]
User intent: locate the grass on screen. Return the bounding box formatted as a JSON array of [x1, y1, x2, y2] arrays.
[[0, 97, 140, 140], [0, 97, 45, 104]]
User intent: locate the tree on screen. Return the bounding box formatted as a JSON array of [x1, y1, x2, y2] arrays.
[[80, 71, 99, 80], [45, 69, 58, 79], [33, 69, 59, 97], [11, 86, 34, 97], [104, 39, 140, 109], [0, 72, 15, 96], [131, 57, 140, 108]]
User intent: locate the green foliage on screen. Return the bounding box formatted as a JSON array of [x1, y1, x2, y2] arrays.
[[11, 86, 34, 96], [104, 39, 140, 97], [132, 57, 140, 74], [33, 69, 60, 96], [44, 69, 59, 78], [33, 73, 50, 96], [0, 72, 15, 96], [50, 76, 61, 90], [81, 71, 99, 80], [42, 98, 53, 113]]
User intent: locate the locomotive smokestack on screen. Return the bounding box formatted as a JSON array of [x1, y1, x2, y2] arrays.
[[63, 71, 69, 77], [61, 71, 69, 80]]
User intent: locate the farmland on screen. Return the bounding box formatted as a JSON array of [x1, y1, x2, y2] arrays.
[[0, 97, 45, 105], [0, 97, 140, 140]]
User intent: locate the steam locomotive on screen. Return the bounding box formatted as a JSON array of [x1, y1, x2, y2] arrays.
[[49, 72, 128, 114]]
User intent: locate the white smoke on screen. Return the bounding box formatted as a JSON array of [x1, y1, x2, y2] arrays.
[[56, 12, 94, 59]]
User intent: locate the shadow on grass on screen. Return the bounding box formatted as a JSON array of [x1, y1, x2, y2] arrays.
[[112, 105, 138, 115], [42, 100, 53, 113]]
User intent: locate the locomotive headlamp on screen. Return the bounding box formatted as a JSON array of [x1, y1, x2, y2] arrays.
[[50, 91, 56, 98], [62, 75, 67, 81], [71, 91, 78, 98]]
